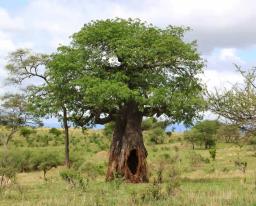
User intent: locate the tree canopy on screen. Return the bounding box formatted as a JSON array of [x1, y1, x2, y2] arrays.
[[51, 18, 205, 127], [208, 66, 256, 132]]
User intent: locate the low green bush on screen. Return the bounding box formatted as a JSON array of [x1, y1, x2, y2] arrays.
[[60, 169, 88, 191]]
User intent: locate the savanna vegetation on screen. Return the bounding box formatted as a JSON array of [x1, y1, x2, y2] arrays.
[[1, 18, 256, 206]]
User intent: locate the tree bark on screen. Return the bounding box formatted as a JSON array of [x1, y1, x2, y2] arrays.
[[106, 102, 148, 183], [63, 107, 70, 168]]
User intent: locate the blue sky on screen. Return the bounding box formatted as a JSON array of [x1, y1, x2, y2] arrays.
[[1, 0, 256, 130], [0, 0, 28, 9]]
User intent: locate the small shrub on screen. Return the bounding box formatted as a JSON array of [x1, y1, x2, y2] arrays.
[[78, 161, 105, 179], [38, 153, 61, 180], [248, 136, 256, 145], [148, 127, 166, 144], [19, 127, 34, 139], [49, 128, 62, 137], [209, 148, 216, 161], [60, 169, 88, 191], [103, 122, 115, 138]]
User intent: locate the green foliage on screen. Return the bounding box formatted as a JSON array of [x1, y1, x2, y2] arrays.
[[103, 122, 115, 138], [208, 66, 256, 131], [216, 124, 240, 143], [148, 127, 167, 144], [0, 149, 62, 174], [142, 118, 155, 131], [49, 128, 62, 137], [193, 120, 220, 149], [60, 169, 88, 191], [184, 128, 201, 149], [209, 148, 216, 161], [19, 127, 34, 139], [78, 161, 106, 179], [0, 94, 42, 147], [248, 135, 256, 145], [54, 18, 205, 128], [38, 153, 61, 180]]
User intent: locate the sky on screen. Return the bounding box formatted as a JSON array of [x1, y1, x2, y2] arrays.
[[0, 0, 256, 129]]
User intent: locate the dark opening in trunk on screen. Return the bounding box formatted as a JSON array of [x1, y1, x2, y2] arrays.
[[127, 149, 138, 175]]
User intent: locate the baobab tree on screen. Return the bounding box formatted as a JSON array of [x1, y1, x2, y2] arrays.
[[58, 18, 205, 182]]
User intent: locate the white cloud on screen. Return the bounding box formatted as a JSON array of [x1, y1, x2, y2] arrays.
[[202, 69, 243, 92], [0, 8, 24, 32], [219, 48, 242, 62]]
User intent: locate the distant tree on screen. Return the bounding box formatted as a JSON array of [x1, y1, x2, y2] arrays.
[[148, 127, 167, 144], [38, 153, 61, 180], [141, 118, 155, 131], [184, 128, 201, 149], [216, 124, 240, 143], [193, 120, 220, 149], [49, 128, 62, 137], [208, 66, 256, 133], [209, 148, 216, 161], [0, 93, 41, 148], [142, 117, 170, 131], [20, 127, 34, 139]]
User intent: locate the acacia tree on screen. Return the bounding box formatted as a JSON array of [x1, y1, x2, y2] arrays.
[[0, 93, 41, 148], [193, 120, 220, 149], [216, 124, 240, 143], [61, 19, 205, 182], [5, 49, 75, 167], [184, 128, 201, 150], [208, 66, 256, 132]]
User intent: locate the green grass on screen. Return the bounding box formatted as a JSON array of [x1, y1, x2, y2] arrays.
[[1, 130, 256, 206]]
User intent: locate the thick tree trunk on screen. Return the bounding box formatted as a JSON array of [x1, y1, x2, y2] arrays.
[[63, 107, 70, 168], [106, 102, 148, 183]]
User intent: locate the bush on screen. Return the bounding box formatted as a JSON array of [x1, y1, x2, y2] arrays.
[[0, 149, 62, 174], [193, 120, 220, 149], [209, 148, 216, 161], [216, 124, 240, 143], [60, 169, 88, 191], [78, 161, 105, 179], [19, 127, 34, 139], [103, 122, 115, 138], [141, 118, 154, 131], [49, 128, 62, 137], [148, 127, 166, 144], [37, 153, 62, 180], [248, 135, 256, 145], [184, 128, 200, 150]]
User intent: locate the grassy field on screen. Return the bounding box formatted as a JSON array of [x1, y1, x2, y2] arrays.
[[0, 129, 256, 206]]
